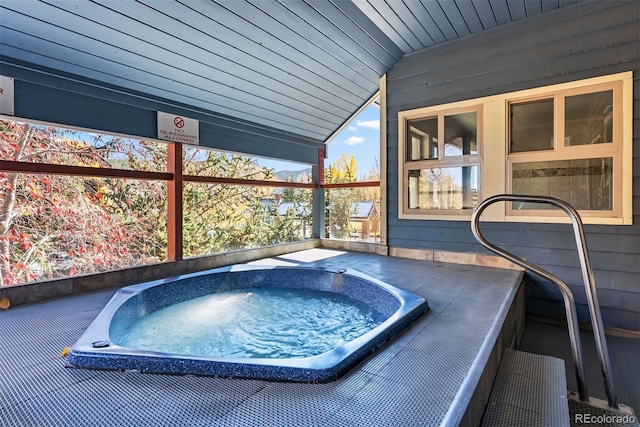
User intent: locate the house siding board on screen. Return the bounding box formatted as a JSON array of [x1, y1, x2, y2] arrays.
[[21, 1, 359, 119], [526, 297, 639, 331], [389, 237, 479, 254], [385, 0, 640, 330], [505, 0, 528, 21], [527, 268, 640, 295], [390, 1, 631, 81], [527, 281, 640, 315], [246, 0, 384, 83], [402, 0, 447, 44], [330, 0, 406, 60], [291, 0, 401, 70], [446, 227, 640, 254], [6, 64, 321, 165], [388, 20, 639, 97], [453, 1, 484, 34]]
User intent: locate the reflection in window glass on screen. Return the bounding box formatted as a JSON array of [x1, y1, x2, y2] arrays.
[[444, 112, 477, 156], [407, 117, 438, 161], [510, 99, 554, 153], [511, 158, 612, 210], [565, 90, 613, 146], [408, 166, 478, 210]]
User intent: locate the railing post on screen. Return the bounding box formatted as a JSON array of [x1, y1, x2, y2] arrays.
[[312, 147, 325, 239], [471, 194, 619, 409], [566, 202, 619, 409], [167, 142, 183, 261]]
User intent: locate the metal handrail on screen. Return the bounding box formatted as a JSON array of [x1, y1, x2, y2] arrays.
[[471, 194, 618, 409]]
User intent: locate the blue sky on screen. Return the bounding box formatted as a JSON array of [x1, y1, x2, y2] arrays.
[[257, 104, 381, 178]]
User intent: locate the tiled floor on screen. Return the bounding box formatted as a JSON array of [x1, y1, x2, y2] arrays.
[[0, 249, 523, 427], [3, 249, 637, 426]]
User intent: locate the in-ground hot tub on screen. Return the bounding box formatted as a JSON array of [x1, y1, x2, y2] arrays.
[[68, 265, 429, 382]]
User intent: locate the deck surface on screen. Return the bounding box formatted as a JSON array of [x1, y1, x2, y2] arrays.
[[1, 249, 523, 427]]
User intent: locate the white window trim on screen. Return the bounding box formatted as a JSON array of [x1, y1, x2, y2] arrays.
[[398, 105, 483, 220], [397, 71, 633, 225]]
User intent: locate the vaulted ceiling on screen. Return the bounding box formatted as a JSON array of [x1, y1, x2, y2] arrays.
[[0, 0, 582, 144]]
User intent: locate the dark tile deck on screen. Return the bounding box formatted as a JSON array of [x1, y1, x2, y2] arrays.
[[521, 320, 640, 420], [1, 249, 524, 427]]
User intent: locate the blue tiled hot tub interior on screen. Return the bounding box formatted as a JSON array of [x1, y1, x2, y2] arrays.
[[68, 265, 429, 382]]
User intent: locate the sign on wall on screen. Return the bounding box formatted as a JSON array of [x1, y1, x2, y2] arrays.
[[0, 75, 15, 116], [157, 111, 199, 145]]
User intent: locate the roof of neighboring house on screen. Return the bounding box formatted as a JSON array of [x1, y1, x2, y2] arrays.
[[277, 202, 307, 217], [276, 201, 374, 219], [350, 202, 376, 219]]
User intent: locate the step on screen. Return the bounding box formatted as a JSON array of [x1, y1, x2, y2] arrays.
[[481, 349, 570, 427], [569, 397, 639, 427]]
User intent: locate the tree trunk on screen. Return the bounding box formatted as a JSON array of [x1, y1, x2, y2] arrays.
[[0, 123, 31, 286]]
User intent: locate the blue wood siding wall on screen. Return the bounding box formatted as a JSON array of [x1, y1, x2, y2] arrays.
[[1, 58, 323, 165], [386, 0, 640, 330]]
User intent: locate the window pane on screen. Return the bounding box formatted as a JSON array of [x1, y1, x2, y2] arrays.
[[325, 188, 380, 242], [511, 158, 613, 210], [326, 104, 380, 182], [183, 184, 312, 257], [184, 147, 278, 181], [444, 112, 477, 156], [565, 90, 613, 146], [408, 166, 478, 210], [510, 99, 554, 152], [0, 120, 168, 172], [0, 174, 166, 286], [407, 117, 438, 160]]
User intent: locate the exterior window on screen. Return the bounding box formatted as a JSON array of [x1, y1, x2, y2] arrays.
[[399, 107, 481, 217], [408, 166, 478, 210], [564, 90, 613, 146], [510, 99, 554, 152], [507, 82, 622, 219], [397, 72, 631, 224]]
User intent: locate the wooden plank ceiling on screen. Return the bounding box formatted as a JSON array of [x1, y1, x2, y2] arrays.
[[0, 0, 580, 144]]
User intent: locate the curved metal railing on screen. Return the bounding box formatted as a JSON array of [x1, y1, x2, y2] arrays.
[[471, 194, 618, 409]]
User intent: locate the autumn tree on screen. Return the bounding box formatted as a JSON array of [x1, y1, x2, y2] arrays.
[[0, 121, 308, 287], [324, 154, 359, 239], [0, 121, 166, 286], [176, 148, 307, 256]]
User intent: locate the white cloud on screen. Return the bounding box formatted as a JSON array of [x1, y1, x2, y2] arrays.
[[356, 119, 380, 130], [347, 125, 357, 131], [344, 136, 366, 146]]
